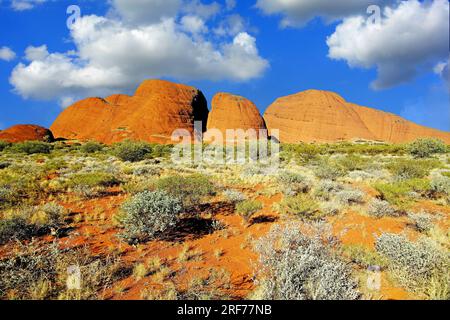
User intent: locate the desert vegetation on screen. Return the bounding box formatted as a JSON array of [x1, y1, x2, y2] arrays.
[[0, 138, 449, 300]]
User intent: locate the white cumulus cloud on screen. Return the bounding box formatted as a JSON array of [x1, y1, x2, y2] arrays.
[[0, 46, 16, 61], [256, 0, 394, 27], [110, 0, 182, 25], [11, 0, 46, 11], [10, 11, 268, 103], [327, 0, 449, 89]]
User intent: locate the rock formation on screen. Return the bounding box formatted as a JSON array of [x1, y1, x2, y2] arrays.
[[0, 125, 54, 143], [51, 80, 209, 144], [264, 90, 450, 144], [206, 93, 266, 140]]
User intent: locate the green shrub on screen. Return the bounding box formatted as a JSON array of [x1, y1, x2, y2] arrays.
[[0, 203, 67, 244], [65, 172, 121, 199], [374, 179, 430, 207], [236, 200, 263, 222], [376, 233, 449, 299], [277, 171, 312, 195], [409, 138, 446, 158], [386, 159, 431, 180], [335, 154, 370, 172], [156, 174, 215, 207], [253, 223, 360, 300], [149, 144, 173, 158], [42, 159, 67, 173], [112, 140, 152, 162], [313, 159, 346, 180], [10, 141, 52, 154], [66, 172, 120, 189], [117, 190, 183, 243], [341, 244, 388, 269], [279, 194, 320, 219], [0, 141, 10, 152], [281, 143, 322, 164], [80, 141, 104, 154], [0, 171, 43, 209]]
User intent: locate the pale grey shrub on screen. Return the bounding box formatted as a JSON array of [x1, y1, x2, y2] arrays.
[[313, 180, 344, 201], [430, 174, 450, 195], [132, 165, 160, 177], [335, 189, 365, 205], [223, 189, 247, 203], [73, 184, 96, 199], [118, 190, 183, 243], [277, 171, 312, 195], [320, 201, 341, 216], [254, 223, 360, 300], [367, 199, 397, 218], [375, 233, 449, 298], [408, 212, 434, 233]]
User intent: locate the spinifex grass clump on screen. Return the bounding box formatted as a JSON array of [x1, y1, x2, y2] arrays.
[[236, 200, 263, 222], [117, 190, 183, 243], [278, 194, 320, 220], [0, 203, 67, 245], [0, 241, 127, 300], [0, 169, 44, 209], [156, 174, 215, 207], [253, 223, 359, 300]]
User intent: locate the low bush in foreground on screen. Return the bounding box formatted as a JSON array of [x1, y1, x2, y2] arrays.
[[278, 194, 320, 220], [156, 174, 215, 207], [376, 233, 449, 299], [408, 212, 434, 233], [253, 223, 360, 300], [386, 158, 441, 181], [117, 190, 183, 243], [0, 170, 43, 209], [430, 173, 450, 196], [373, 178, 430, 208], [0, 203, 67, 244], [313, 159, 346, 180], [223, 189, 247, 203], [341, 244, 388, 269], [367, 199, 398, 218], [236, 200, 263, 222], [0, 241, 127, 300], [277, 171, 312, 195]]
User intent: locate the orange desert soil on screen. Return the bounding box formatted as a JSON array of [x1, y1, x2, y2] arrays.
[[0, 182, 429, 300]]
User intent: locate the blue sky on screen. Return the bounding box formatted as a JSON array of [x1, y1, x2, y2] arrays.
[[0, 0, 448, 131]]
